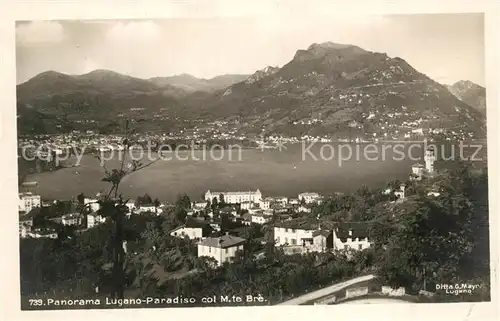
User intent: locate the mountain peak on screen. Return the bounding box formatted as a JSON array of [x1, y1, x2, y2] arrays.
[[169, 73, 200, 81], [37, 70, 66, 76], [26, 70, 69, 82], [293, 41, 367, 62], [447, 80, 486, 114], [307, 42, 356, 51], [80, 69, 130, 78], [451, 80, 483, 90], [245, 66, 280, 84]]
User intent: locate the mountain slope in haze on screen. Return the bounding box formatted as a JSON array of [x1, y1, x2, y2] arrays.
[[447, 80, 486, 115], [17, 69, 188, 100], [17, 103, 75, 135], [148, 73, 249, 93], [16, 70, 190, 133], [194, 41, 485, 138]]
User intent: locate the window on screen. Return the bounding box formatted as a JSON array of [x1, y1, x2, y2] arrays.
[[344, 244, 349, 250], [285, 237, 288, 244], [225, 248, 228, 254], [276, 236, 280, 243], [292, 229, 296, 233], [291, 238, 296, 245], [358, 244, 363, 250], [285, 228, 289, 233], [209, 247, 211, 253]]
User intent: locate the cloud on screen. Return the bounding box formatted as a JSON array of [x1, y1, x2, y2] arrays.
[[16, 21, 65, 46], [81, 58, 101, 74], [105, 20, 162, 45]]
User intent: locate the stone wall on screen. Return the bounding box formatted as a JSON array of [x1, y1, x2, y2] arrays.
[[345, 286, 369, 298], [381, 286, 406, 296]]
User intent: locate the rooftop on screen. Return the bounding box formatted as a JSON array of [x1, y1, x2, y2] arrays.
[[19, 192, 40, 198], [185, 217, 211, 229], [62, 213, 81, 220], [198, 234, 246, 249], [31, 228, 57, 235], [335, 222, 371, 241], [312, 230, 332, 238], [275, 218, 323, 230], [298, 192, 321, 197]]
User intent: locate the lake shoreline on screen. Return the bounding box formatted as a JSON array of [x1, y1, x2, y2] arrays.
[[22, 143, 487, 203]]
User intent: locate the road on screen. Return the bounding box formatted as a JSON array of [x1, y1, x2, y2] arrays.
[[277, 274, 376, 305]]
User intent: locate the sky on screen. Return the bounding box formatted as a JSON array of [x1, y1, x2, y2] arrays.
[[15, 13, 485, 86]]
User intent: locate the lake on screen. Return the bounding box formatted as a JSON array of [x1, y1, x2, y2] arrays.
[[22, 141, 487, 202]]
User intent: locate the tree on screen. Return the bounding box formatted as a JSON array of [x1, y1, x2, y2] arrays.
[[211, 197, 219, 215], [174, 208, 188, 225], [219, 194, 226, 207], [176, 194, 191, 210], [141, 221, 163, 249], [93, 118, 160, 300], [77, 193, 85, 206]]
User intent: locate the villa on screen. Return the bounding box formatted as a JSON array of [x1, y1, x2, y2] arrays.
[[204, 189, 262, 204], [298, 192, 322, 204], [19, 215, 33, 238], [169, 218, 213, 240], [410, 163, 425, 181], [87, 213, 106, 228], [84, 198, 101, 212], [28, 228, 58, 239], [18, 192, 41, 213], [197, 234, 246, 266], [61, 213, 81, 226], [251, 214, 272, 225]]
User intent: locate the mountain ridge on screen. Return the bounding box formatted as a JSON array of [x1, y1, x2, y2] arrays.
[[447, 80, 486, 115], [191, 41, 485, 138], [16, 42, 486, 139], [149, 73, 249, 93]]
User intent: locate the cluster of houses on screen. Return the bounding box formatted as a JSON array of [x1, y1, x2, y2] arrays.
[[196, 189, 324, 225], [162, 189, 372, 266], [273, 221, 371, 254], [18, 187, 369, 264], [183, 159, 446, 265], [166, 213, 372, 266], [380, 148, 440, 203], [18, 193, 168, 239]]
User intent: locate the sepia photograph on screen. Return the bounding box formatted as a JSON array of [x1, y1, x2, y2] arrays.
[[13, 11, 491, 311]]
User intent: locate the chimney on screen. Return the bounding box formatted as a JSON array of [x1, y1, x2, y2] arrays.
[[348, 229, 352, 236], [225, 232, 229, 236]]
